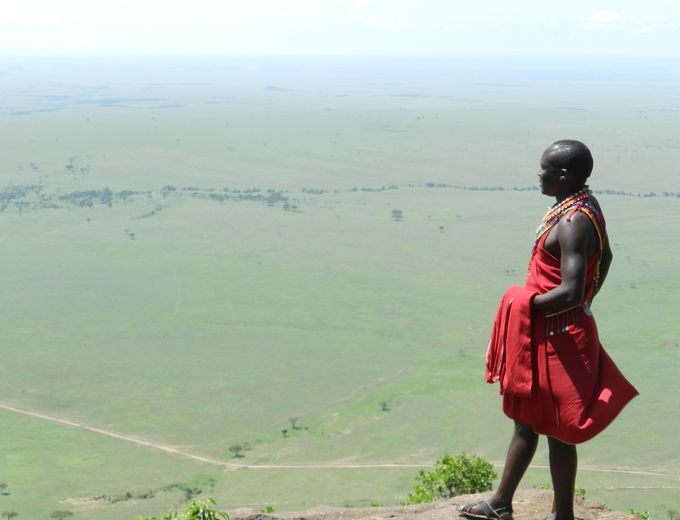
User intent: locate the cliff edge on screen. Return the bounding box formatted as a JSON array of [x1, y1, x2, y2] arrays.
[[230, 490, 634, 520]]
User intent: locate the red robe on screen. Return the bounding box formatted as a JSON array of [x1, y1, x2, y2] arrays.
[[487, 208, 638, 444]]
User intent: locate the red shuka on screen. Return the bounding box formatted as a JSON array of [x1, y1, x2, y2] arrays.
[[487, 206, 638, 445]]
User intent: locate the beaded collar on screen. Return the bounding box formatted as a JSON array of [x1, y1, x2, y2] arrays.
[[534, 187, 591, 242], [529, 186, 607, 305]]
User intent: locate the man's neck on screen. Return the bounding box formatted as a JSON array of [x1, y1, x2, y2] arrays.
[[555, 185, 588, 203]]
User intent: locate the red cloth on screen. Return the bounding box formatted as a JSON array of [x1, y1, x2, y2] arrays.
[[486, 285, 537, 398], [490, 212, 638, 445]]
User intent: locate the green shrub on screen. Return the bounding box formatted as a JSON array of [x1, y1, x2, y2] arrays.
[[134, 498, 229, 520], [404, 453, 497, 504], [629, 509, 651, 520]]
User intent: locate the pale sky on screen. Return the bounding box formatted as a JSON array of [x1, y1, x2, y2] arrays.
[[1, 0, 679, 56]]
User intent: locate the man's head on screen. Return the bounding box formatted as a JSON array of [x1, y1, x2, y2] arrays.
[[538, 140, 593, 198]]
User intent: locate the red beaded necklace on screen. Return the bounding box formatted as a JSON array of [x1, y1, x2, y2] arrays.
[[528, 186, 607, 305], [534, 187, 591, 242], [528, 187, 591, 275]]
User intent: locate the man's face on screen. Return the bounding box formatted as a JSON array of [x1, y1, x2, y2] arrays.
[[537, 148, 565, 197]]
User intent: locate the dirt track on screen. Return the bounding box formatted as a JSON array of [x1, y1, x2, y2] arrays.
[[0, 402, 228, 467], [2, 402, 679, 483]]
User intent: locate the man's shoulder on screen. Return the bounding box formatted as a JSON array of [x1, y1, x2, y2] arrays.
[[556, 209, 597, 241]]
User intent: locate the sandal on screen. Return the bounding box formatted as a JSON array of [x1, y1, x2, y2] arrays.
[[460, 500, 514, 520]]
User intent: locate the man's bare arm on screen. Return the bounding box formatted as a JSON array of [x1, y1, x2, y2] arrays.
[[533, 213, 594, 313]]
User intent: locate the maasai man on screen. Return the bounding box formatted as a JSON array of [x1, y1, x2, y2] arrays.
[[461, 140, 637, 520]]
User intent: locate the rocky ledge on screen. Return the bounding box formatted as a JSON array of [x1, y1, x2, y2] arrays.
[[231, 490, 634, 520]]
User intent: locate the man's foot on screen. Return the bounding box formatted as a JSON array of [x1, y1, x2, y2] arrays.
[[459, 499, 513, 520]]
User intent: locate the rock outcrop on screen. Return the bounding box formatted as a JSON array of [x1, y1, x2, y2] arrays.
[[231, 490, 634, 520]]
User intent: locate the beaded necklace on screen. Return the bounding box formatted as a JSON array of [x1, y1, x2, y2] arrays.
[[528, 186, 606, 305], [534, 187, 591, 242]]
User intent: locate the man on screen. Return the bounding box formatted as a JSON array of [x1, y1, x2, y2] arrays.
[[461, 140, 638, 520]]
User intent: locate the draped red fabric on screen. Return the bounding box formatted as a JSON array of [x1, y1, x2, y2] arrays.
[[494, 208, 638, 445], [486, 285, 537, 397]]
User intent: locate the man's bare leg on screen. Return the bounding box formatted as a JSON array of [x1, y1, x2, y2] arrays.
[[464, 420, 538, 515], [493, 421, 539, 506], [547, 436, 577, 520]]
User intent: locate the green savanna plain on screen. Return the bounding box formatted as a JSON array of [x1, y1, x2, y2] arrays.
[[1, 57, 679, 519]]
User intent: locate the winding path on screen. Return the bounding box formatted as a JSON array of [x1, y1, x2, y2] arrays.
[[2, 402, 678, 483], [0, 402, 228, 467]]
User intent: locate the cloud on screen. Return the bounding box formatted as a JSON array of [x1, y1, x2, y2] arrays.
[[583, 9, 620, 25]]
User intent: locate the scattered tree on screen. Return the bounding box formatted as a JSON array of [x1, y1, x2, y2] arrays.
[[1, 512, 18, 520], [228, 444, 244, 458], [180, 486, 202, 501], [281, 429, 288, 438], [380, 401, 389, 412], [50, 512, 74, 519], [288, 416, 300, 430]]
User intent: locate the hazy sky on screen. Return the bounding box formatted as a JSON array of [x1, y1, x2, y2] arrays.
[[2, 0, 679, 56]]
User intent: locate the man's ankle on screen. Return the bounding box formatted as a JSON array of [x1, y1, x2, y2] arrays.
[[552, 510, 574, 520], [489, 494, 513, 509]]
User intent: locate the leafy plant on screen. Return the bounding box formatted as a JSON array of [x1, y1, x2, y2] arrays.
[[404, 453, 497, 504], [134, 498, 229, 520], [629, 509, 651, 520]]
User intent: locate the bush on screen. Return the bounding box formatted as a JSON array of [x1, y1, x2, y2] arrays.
[[134, 498, 229, 520], [404, 453, 497, 504], [629, 509, 651, 520]]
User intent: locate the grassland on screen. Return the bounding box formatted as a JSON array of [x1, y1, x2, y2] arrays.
[[1, 56, 679, 519]]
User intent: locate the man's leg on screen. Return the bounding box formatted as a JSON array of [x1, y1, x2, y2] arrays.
[[493, 420, 539, 506], [547, 436, 577, 520], [465, 420, 538, 514]]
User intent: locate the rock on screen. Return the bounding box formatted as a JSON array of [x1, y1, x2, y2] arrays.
[[231, 490, 635, 520]]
